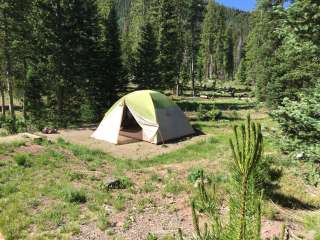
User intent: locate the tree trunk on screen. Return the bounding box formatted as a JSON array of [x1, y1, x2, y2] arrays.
[[0, 82, 5, 119], [239, 177, 248, 240], [175, 80, 180, 96], [191, 33, 196, 97], [3, 10, 16, 131], [22, 59, 27, 120], [57, 84, 64, 127]]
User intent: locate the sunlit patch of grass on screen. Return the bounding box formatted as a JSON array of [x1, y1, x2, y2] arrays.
[[37, 203, 81, 232], [112, 193, 127, 211], [303, 212, 320, 239]]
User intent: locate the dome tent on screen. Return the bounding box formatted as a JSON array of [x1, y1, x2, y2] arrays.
[[91, 90, 195, 144]]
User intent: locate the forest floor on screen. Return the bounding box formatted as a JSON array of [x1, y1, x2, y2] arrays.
[[0, 97, 319, 240]]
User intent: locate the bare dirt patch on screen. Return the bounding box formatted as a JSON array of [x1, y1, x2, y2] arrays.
[[72, 223, 107, 240], [16, 144, 44, 155], [40, 128, 206, 160]]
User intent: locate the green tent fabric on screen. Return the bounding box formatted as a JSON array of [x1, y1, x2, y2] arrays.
[[92, 90, 195, 144]]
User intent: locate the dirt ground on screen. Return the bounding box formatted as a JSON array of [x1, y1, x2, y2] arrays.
[[39, 128, 206, 160]]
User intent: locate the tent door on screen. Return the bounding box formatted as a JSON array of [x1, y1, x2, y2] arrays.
[[119, 105, 143, 141]]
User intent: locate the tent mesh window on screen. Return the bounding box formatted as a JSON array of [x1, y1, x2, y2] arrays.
[[119, 105, 143, 140]]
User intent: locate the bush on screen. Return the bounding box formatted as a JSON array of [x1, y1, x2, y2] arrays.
[[60, 187, 87, 203], [187, 168, 211, 184], [198, 108, 222, 121], [2, 117, 17, 134], [14, 153, 31, 167], [271, 87, 320, 143]]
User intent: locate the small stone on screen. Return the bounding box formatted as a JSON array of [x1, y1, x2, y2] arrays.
[[296, 152, 304, 160], [104, 178, 123, 190]]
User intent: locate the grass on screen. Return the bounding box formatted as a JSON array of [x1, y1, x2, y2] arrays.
[[14, 153, 31, 167], [58, 186, 87, 203], [0, 97, 319, 239], [303, 212, 320, 240]]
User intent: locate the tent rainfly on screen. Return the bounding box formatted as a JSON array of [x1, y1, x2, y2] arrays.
[[91, 90, 195, 144]]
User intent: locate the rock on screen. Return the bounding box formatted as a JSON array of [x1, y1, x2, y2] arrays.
[[296, 152, 304, 160], [42, 127, 58, 134], [104, 205, 113, 213], [104, 178, 124, 190]]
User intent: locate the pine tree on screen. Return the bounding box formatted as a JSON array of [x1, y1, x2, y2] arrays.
[[224, 28, 234, 80], [89, 3, 127, 119], [103, 4, 127, 96], [25, 65, 45, 129], [133, 22, 160, 90], [32, 0, 101, 127], [179, 116, 291, 240], [267, 0, 320, 105], [235, 59, 247, 83], [198, 1, 226, 88], [244, 0, 282, 102], [186, 0, 206, 96], [158, 0, 180, 91]]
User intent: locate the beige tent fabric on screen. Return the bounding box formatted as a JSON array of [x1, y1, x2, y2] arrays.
[[91, 103, 124, 144], [126, 105, 159, 143]]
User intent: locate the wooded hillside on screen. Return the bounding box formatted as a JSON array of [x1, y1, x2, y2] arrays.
[[0, 0, 319, 132]]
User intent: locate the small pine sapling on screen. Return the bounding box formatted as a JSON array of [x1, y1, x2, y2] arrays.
[[180, 115, 289, 240]]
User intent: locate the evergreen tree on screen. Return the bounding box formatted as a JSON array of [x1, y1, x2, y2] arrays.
[[133, 22, 160, 90], [25, 65, 45, 128], [235, 59, 247, 83], [186, 0, 206, 96], [89, 3, 127, 119], [158, 0, 180, 90], [244, 0, 282, 101], [32, 0, 101, 127], [0, 0, 32, 130], [267, 0, 320, 105], [224, 28, 234, 80], [198, 1, 226, 87]]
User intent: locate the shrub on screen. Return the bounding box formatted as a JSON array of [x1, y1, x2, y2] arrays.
[[187, 168, 211, 184], [14, 153, 31, 167], [198, 108, 222, 121], [271, 87, 320, 143], [60, 187, 87, 203], [2, 117, 17, 134]]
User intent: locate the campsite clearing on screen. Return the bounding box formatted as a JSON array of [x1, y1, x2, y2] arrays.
[[39, 128, 206, 160], [0, 97, 319, 240]]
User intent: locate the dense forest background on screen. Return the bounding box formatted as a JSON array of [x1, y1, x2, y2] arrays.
[[0, 0, 319, 131]]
